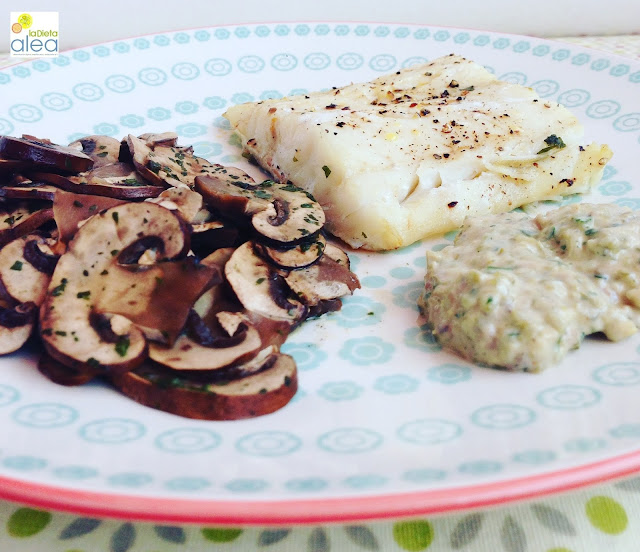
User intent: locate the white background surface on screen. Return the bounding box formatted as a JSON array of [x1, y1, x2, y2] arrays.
[[1, 0, 639, 52]]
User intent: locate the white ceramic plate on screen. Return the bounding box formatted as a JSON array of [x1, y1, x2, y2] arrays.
[[1, 23, 640, 525]]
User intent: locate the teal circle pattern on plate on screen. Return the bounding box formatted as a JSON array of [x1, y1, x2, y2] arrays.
[[333, 295, 385, 327], [392, 281, 424, 310], [271, 53, 297, 71], [175, 101, 198, 115], [564, 438, 607, 453], [369, 54, 396, 72], [373, 374, 420, 394], [593, 362, 640, 386], [147, 107, 171, 121], [397, 419, 463, 445], [204, 58, 232, 77], [2, 455, 47, 471], [52, 466, 98, 480], [72, 82, 104, 101], [500, 71, 527, 85], [343, 474, 388, 488], [609, 424, 640, 439], [0, 384, 20, 407], [236, 431, 301, 457], [138, 67, 167, 86], [280, 342, 327, 371], [105, 74, 135, 93], [171, 62, 199, 80], [537, 385, 602, 410], [613, 113, 640, 132], [12, 403, 78, 428], [402, 468, 447, 482], [108, 472, 153, 488], [530, 79, 559, 97], [202, 95, 227, 109], [458, 460, 502, 475], [427, 363, 472, 385], [557, 88, 590, 107], [586, 99, 621, 118], [78, 418, 146, 444], [317, 381, 364, 401], [165, 477, 210, 492], [154, 429, 221, 454], [9, 103, 42, 123], [336, 52, 364, 71], [285, 478, 328, 492], [599, 180, 632, 196], [512, 450, 557, 464], [317, 428, 383, 453], [40, 92, 72, 111], [238, 55, 265, 73], [339, 336, 395, 366], [470, 404, 536, 430], [225, 479, 269, 493], [304, 53, 331, 71], [120, 114, 144, 128]]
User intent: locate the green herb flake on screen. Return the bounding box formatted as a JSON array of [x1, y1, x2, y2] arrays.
[[3, 216, 15, 226], [112, 212, 119, 224], [10, 260, 23, 271], [148, 160, 162, 174], [55, 330, 67, 336], [122, 178, 139, 185], [51, 278, 69, 296], [256, 277, 266, 284], [96, 151, 109, 158], [253, 190, 272, 200], [87, 357, 102, 369], [322, 165, 331, 178], [73, 200, 84, 208], [115, 335, 130, 358], [284, 375, 292, 387], [585, 228, 598, 236], [110, 249, 119, 256], [537, 134, 566, 155], [76, 290, 91, 300]]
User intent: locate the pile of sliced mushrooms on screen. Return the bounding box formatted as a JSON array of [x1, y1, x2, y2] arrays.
[[0, 133, 360, 420]]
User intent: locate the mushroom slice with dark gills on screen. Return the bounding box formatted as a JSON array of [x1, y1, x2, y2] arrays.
[[68, 135, 121, 168], [0, 234, 58, 307], [254, 234, 326, 270], [145, 187, 203, 223], [38, 352, 97, 386], [225, 241, 307, 324], [195, 175, 325, 245], [0, 202, 54, 248], [30, 163, 165, 200], [0, 181, 58, 201], [39, 202, 193, 375], [283, 249, 361, 313], [0, 135, 94, 174], [149, 310, 262, 371], [110, 349, 297, 420], [0, 300, 37, 355], [126, 134, 219, 189]]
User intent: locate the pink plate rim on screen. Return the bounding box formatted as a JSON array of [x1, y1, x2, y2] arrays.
[[0, 449, 638, 525]]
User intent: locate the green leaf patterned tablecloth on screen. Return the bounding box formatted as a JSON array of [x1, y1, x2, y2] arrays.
[[0, 34, 639, 552]]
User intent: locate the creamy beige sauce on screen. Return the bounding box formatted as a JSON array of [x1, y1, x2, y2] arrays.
[[419, 203, 640, 372]]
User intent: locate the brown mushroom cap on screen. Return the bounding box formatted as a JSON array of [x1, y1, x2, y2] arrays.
[[0, 135, 94, 174], [0, 301, 37, 354], [110, 351, 297, 420]]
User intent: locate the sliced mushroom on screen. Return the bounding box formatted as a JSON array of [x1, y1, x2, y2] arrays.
[[53, 189, 128, 244], [195, 175, 325, 245], [0, 181, 58, 201], [190, 219, 241, 258], [38, 352, 98, 386], [145, 187, 203, 223], [0, 135, 93, 174], [96, 256, 220, 345], [254, 234, 326, 269], [0, 300, 37, 354], [323, 242, 352, 268], [110, 351, 297, 420], [29, 166, 164, 199], [0, 157, 28, 174], [69, 135, 121, 168], [149, 310, 262, 371], [0, 235, 57, 306], [39, 202, 191, 374], [126, 134, 218, 189], [225, 241, 307, 323], [0, 203, 54, 247], [284, 253, 361, 309], [138, 132, 180, 148]]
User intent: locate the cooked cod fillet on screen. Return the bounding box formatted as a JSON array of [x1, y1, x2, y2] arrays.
[[224, 54, 612, 250]]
